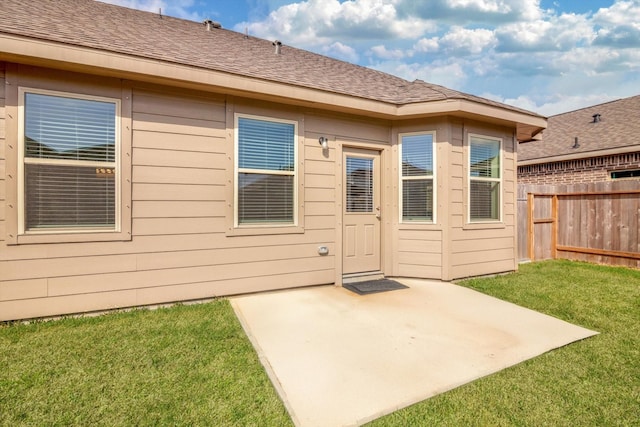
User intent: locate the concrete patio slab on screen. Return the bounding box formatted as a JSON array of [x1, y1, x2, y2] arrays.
[[231, 278, 598, 427]]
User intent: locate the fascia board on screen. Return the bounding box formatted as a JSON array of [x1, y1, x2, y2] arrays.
[[398, 99, 546, 128]]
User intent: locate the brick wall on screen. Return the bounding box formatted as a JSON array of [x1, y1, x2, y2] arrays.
[[518, 152, 640, 185]]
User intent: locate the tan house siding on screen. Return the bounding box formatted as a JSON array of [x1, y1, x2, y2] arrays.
[[396, 229, 443, 278], [518, 152, 640, 185], [449, 120, 518, 279]]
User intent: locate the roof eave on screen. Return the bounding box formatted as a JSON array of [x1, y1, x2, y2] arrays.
[[0, 33, 546, 136], [397, 100, 546, 140]]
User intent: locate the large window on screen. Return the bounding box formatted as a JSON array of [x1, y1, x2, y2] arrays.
[[235, 115, 297, 226], [469, 135, 501, 222], [400, 132, 435, 222], [19, 89, 120, 233]]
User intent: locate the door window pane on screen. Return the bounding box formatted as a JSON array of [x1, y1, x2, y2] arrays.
[[346, 157, 373, 213]]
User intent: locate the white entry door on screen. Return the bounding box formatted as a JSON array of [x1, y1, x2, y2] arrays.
[[343, 148, 381, 275]]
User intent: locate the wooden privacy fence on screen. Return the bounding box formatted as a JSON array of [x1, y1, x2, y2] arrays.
[[518, 182, 640, 268]]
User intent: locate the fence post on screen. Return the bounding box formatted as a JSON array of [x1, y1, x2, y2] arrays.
[[527, 193, 534, 261], [551, 194, 558, 259]]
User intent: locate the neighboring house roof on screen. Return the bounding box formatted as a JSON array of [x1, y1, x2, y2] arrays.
[[519, 94, 640, 165], [0, 0, 545, 139]]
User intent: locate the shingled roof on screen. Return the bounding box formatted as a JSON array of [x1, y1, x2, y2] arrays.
[[0, 0, 542, 123], [519, 95, 640, 164]]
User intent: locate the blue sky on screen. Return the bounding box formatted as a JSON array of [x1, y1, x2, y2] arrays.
[[102, 0, 640, 116]]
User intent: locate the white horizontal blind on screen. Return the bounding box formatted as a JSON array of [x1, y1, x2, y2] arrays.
[[237, 117, 295, 224], [400, 133, 434, 222], [346, 157, 373, 213], [23, 92, 117, 230], [469, 136, 500, 221]]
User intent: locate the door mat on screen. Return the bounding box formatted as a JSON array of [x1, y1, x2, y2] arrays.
[[343, 279, 409, 295]]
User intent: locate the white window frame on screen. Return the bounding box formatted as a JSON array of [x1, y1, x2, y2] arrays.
[[399, 131, 437, 224], [233, 113, 298, 228], [468, 133, 502, 223], [17, 87, 122, 235]]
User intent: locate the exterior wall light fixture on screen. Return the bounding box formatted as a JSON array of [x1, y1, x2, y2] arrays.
[[318, 136, 329, 150]]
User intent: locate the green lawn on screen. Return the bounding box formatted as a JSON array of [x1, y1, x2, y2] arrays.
[[0, 301, 293, 426], [1, 260, 639, 426]]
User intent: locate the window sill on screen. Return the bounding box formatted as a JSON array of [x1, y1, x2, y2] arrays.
[[226, 225, 305, 237], [463, 221, 505, 230], [14, 230, 132, 245], [398, 222, 441, 231]]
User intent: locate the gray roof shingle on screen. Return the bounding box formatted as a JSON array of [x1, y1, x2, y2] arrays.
[[0, 0, 541, 118], [519, 95, 640, 162]]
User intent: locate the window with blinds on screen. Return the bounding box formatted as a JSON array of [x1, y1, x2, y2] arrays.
[[469, 135, 501, 221], [346, 157, 373, 213], [236, 116, 296, 225], [21, 90, 119, 232], [400, 132, 435, 222]]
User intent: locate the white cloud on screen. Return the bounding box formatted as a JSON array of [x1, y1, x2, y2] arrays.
[[412, 27, 496, 56], [396, 0, 543, 23], [423, 61, 468, 89], [593, 0, 640, 26], [439, 26, 496, 54], [369, 45, 406, 60], [493, 93, 622, 117], [235, 0, 437, 47], [322, 42, 360, 62], [447, 0, 504, 13], [592, 1, 640, 48], [372, 60, 468, 90], [496, 13, 594, 52], [413, 37, 440, 53]]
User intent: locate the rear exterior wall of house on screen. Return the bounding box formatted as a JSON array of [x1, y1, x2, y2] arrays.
[[0, 63, 519, 320]]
